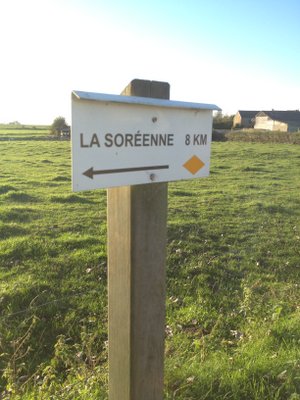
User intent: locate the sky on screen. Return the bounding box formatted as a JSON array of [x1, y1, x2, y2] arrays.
[[0, 0, 299, 125]]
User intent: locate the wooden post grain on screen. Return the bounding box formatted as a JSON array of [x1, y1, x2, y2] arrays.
[[108, 79, 169, 400]]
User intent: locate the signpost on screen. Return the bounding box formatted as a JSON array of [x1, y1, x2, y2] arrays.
[[71, 79, 220, 400], [71, 89, 219, 191]]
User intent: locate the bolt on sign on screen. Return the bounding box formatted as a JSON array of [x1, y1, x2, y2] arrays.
[[71, 91, 220, 191]]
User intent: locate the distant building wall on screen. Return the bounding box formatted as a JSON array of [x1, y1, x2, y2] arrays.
[[273, 120, 288, 132], [287, 123, 300, 132], [254, 116, 288, 131], [242, 117, 255, 128], [233, 111, 258, 128], [233, 113, 242, 128]]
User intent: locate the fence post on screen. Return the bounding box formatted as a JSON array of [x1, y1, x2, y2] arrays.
[[107, 79, 169, 400]]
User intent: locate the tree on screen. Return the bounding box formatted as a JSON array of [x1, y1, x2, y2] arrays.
[[50, 116, 68, 136], [213, 112, 234, 130]]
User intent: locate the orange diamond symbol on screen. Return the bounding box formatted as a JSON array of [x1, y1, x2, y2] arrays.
[[183, 155, 205, 175]]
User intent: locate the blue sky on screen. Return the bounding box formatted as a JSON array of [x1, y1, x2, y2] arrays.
[[0, 0, 299, 124]]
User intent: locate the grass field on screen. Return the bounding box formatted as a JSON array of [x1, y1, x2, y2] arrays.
[[0, 128, 300, 399], [0, 126, 50, 141]]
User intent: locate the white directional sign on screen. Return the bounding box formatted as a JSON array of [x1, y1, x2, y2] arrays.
[[71, 91, 220, 191]]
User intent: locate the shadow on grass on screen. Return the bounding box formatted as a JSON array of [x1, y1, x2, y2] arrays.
[[50, 194, 94, 204], [0, 185, 17, 194], [52, 175, 71, 182], [3, 191, 38, 203], [0, 207, 37, 223], [0, 224, 28, 239]]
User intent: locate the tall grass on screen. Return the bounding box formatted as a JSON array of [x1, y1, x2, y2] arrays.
[[213, 129, 300, 144]]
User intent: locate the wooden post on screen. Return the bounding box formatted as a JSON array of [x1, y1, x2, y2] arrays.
[[108, 79, 169, 400]]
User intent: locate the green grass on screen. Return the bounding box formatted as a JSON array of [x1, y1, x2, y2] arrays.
[[0, 131, 299, 399], [0, 126, 51, 140]]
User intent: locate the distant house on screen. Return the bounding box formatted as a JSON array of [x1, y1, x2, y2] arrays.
[[254, 111, 300, 132], [233, 111, 259, 128], [60, 126, 71, 137]]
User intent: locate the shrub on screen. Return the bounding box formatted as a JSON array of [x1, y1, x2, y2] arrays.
[[50, 117, 68, 136]]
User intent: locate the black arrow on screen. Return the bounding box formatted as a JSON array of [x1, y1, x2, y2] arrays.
[[83, 165, 169, 179]]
